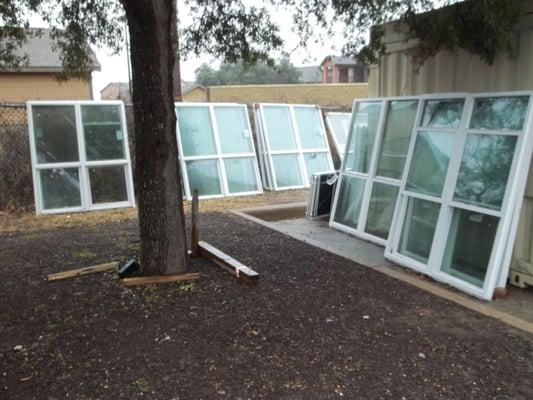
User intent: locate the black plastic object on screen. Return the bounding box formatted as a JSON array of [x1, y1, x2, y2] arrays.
[[118, 259, 140, 278]]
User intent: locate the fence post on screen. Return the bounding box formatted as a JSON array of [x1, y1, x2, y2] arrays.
[[191, 189, 199, 257]]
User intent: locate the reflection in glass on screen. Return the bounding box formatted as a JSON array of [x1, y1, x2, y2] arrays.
[[263, 106, 297, 150], [304, 152, 331, 181], [344, 102, 382, 173], [177, 106, 216, 156], [441, 209, 499, 287], [454, 134, 517, 210], [365, 182, 399, 240], [32, 105, 78, 163], [186, 160, 221, 196], [398, 197, 440, 264], [40, 168, 81, 210], [376, 100, 419, 179], [333, 175, 365, 229], [471, 96, 529, 130], [406, 131, 455, 196], [272, 154, 302, 187], [294, 107, 327, 149], [421, 99, 464, 128], [82, 105, 124, 160], [327, 113, 350, 148], [89, 166, 128, 204], [224, 158, 258, 193], [214, 106, 253, 154]]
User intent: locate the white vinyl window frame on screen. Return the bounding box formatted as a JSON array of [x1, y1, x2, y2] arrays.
[[329, 96, 420, 246], [253, 103, 335, 191], [175, 102, 263, 200], [324, 111, 351, 161], [385, 91, 533, 300], [27, 100, 136, 215]]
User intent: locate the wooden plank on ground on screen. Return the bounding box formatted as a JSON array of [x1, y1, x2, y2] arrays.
[[121, 272, 200, 287], [47, 262, 119, 282], [198, 241, 259, 283]]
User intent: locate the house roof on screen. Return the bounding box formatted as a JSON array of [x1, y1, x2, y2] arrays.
[[4, 28, 100, 73], [101, 80, 199, 100], [320, 55, 359, 66], [296, 65, 322, 83]]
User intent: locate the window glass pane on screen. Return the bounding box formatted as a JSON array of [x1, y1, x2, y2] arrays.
[[177, 106, 216, 156], [454, 134, 517, 210], [365, 182, 399, 240], [421, 99, 464, 128], [344, 101, 382, 173], [294, 106, 326, 149], [304, 152, 330, 181], [32, 105, 78, 163], [214, 106, 253, 154], [470, 96, 529, 130], [262, 106, 297, 150], [224, 158, 258, 193], [376, 100, 418, 179], [186, 160, 221, 196], [406, 131, 455, 197], [398, 197, 440, 264], [333, 175, 365, 229], [40, 168, 81, 210], [89, 166, 128, 204], [327, 113, 350, 147], [272, 154, 302, 187], [82, 105, 125, 160], [441, 209, 499, 287]]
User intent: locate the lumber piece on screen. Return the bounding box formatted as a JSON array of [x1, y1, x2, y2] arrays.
[[121, 272, 200, 287], [191, 189, 200, 257], [47, 262, 118, 282], [198, 241, 259, 283]]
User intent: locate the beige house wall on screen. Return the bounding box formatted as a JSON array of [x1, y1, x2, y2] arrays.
[[0, 73, 92, 102], [206, 83, 368, 107], [182, 86, 208, 102], [367, 1, 533, 280]]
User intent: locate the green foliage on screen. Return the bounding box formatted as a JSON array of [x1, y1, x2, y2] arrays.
[[195, 59, 302, 86]]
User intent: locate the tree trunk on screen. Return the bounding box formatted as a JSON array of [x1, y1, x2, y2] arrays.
[[120, 0, 188, 275]]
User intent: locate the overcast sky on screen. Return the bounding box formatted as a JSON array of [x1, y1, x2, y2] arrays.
[[90, 1, 348, 98]]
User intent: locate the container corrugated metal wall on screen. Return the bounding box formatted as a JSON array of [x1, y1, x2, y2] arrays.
[[368, 1, 533, 283]]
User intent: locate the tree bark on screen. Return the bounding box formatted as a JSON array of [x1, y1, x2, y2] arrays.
[[120, 0, 188, 275]]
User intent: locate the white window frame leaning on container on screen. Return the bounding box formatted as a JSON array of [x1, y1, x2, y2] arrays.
[[27, 100, 136, 215], [329, 96, 421, 246], [253, 103, 335, 191], [324, 111, 351, 161], [385, 91, 533, 300], [175, 103, 263, 200]]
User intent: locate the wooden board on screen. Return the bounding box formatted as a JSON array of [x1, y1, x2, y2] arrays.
[[198, 241, 259, 283], [47, 262, 119, 282], [121, 272, 200, 287]]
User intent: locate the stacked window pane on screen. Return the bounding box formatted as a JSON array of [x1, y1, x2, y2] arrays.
[[28, 101, 135, 214], [386, 93, 533, 300], [254, 104, 334, 190], [176, 103, 262, 200], [324, 112, 351, 160]]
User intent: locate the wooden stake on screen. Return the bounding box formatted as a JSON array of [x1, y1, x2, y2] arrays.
[[121, 272, 200, 287], [47, 262, 119, 282], [191, 189, 199, 258], [198, 241, 259, 283]]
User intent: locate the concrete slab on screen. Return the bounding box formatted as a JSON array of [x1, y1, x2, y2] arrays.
[[232, 207, 533, 335]]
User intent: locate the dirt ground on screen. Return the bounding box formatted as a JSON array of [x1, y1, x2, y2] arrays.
[[1, 191, 533, 399]]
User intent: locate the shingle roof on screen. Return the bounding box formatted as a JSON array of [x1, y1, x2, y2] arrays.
[[296, 65, 322, 83], [7, 28, 100, 72]]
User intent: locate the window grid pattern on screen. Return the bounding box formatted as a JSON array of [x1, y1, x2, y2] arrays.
[[27, 101, 135, 214], [176, 103, 262, 200], [254, 103, 334, 190]]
